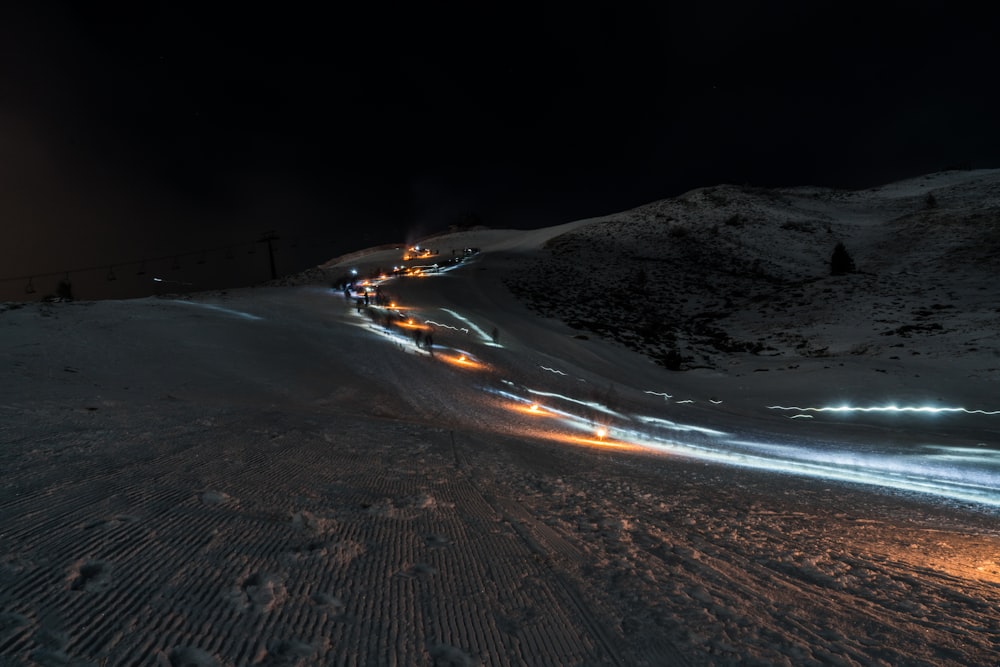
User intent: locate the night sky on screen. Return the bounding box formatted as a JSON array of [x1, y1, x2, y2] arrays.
[[3, 2, 998, 299]]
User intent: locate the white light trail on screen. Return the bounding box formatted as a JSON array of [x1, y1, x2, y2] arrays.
[[485, 385, 1000, 506], [703, 438, 1000, 507], [439, 308, 493, 344], [768, 404, 1000, 416], [540, 366, 567, 376], [424, 320, 462, 332], [644, 391, 673, 399], [919, 444, 1000, 465], [358, 320, 410, 345], [491, 389, 583, 423], [525, 388, 623, 418], [637, 415, 728, 437], [168, 300, 262, 321]]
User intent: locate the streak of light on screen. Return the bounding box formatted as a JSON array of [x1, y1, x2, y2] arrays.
[[168, 300, 262, 321], [709, 399, 723, 404], [486, 385, 1000, 507], [789, 414, 814, 419], [497, 387, 724, 438], [566, 434, 640, 450], [525, 388, 623, 418], [512, 402, 556, 417], [767, 404, 1000, 416], [492, 389, 586, 422], [519, 427, 643, 452], [636, 416, 728, 437], [349, 313, 423, 349], [540, 366, 567, 375], [439, 308, 494, 344], [636, 435, 1000, 507], [644, 391, 673, 399], [440, 352, 486, 370], [676, 399, 694, 404], [919, 444, 1000, 465], [424, 320, 462, 332], [395, 319, 429, 330]]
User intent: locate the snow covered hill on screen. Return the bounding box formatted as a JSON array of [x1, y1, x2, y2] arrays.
[[308, 169, 1000, 415], [2, 169, 999, 666], [503, 169, 1000, 377]]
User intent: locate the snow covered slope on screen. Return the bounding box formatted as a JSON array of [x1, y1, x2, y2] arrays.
[[2, 170, 999, 666]]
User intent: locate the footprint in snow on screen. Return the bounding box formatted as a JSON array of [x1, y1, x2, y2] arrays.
[[69, 560, 112, 592]]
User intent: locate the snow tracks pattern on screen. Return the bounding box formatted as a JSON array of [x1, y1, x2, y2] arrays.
[[0, 402, 657, 666], [3, 398, 997, 665]]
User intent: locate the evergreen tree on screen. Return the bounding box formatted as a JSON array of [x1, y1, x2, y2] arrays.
[[830, 242, 856, 276]]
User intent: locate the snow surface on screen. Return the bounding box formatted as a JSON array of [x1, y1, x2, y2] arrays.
[[2, 170, 999, 666]]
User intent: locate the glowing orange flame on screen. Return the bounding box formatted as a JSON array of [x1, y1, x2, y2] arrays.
[[441, 353, 484, 370], [504, 402, 555, 416], [501, 424, 643, 452], [553, 432, 640, 451]]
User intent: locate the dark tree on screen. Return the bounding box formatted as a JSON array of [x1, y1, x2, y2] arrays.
[[657, 348, 683, 371], [830, 242, 856, 276]]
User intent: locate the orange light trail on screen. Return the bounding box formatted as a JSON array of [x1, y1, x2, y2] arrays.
[[440, 353, 486, 370], [504, 423, 644, 452], [511, 402, 556, 417], [548, 432, 643, 451]]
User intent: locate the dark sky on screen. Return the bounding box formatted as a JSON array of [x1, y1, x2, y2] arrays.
[[3, 1, 998, 298]]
